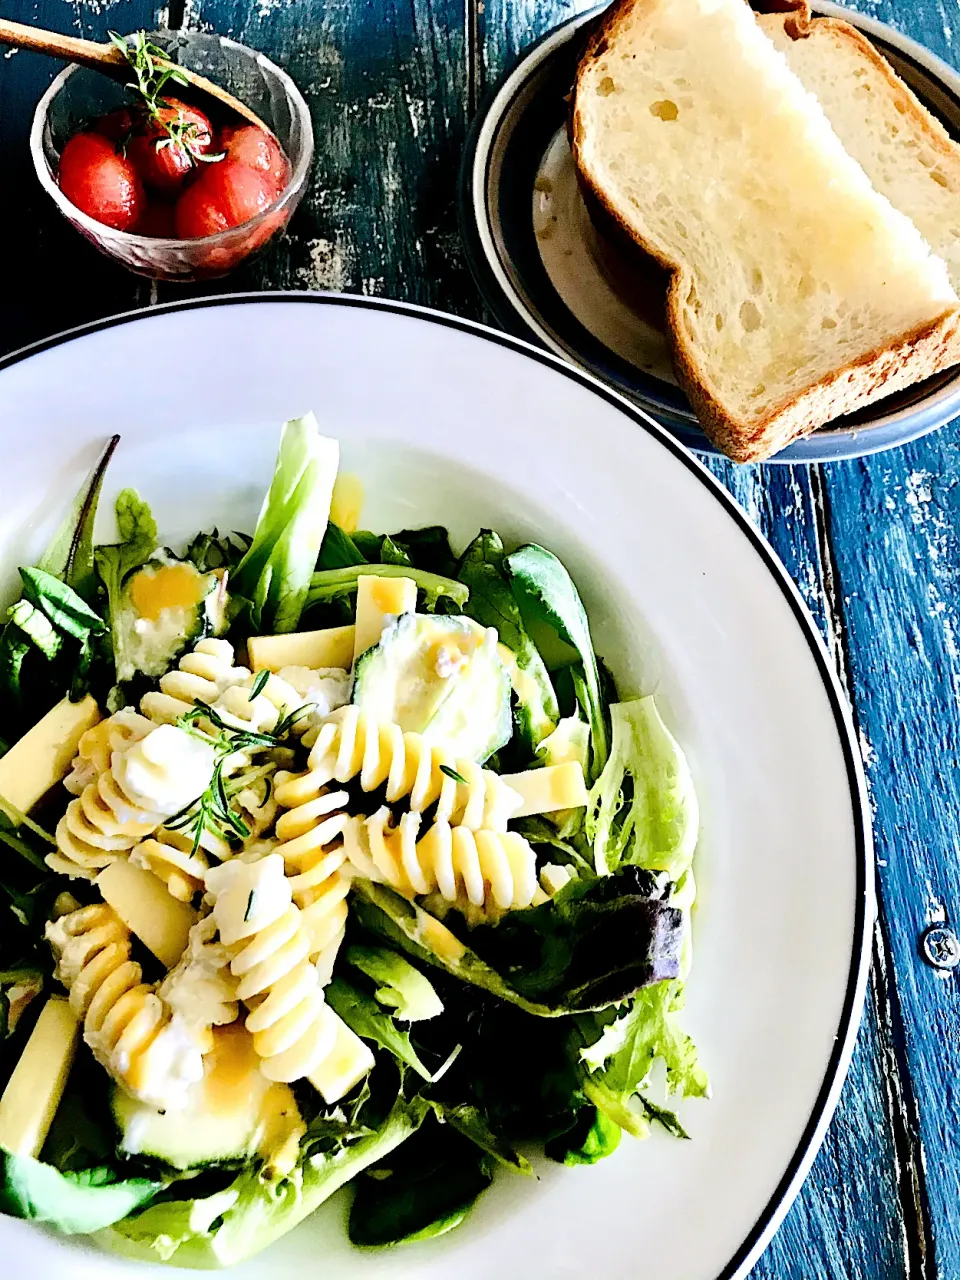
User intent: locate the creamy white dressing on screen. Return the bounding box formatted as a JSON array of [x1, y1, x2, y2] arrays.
[[113, 724, 216, 817], [206, 854, 291, 947], [277, 665, 352, 720], [127, 1013, 206, 1112], [160, 914, 239, 1036]]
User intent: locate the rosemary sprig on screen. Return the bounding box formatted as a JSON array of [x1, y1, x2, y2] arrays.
[[248, 669, 271, 701], [439, 764, 467, 785], [166, 752, 251, 855], [168, 699, 311, 854], [107, 31, 223, 161]]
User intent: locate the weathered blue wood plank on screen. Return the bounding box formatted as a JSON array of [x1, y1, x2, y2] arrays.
[[0, 1, 161, 356], [702, 461, 910, 1280], [162, 0, 478, 315], [821, 1, 960, 1275], [822, 424, 960, 1279]]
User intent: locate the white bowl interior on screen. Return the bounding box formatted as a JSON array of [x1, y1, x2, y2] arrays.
[[0, 297, 869, 1280]]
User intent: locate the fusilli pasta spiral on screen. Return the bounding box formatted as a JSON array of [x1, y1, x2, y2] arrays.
[[45, 903, 204, 1108], [306, 707, 522, 831], [345, 808, 542, 913], [211, 671, 310, 736], [131, 833, 210, 902], [49, 725, 216, 880], [63, 709, 155, 796], [273, 772, 351, 982], [205, 855, 347, 1084], [140, 638, 249, 725]]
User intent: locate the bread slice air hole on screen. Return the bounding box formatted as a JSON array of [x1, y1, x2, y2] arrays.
[[649, 99, 679, 120], [739, 300, 763, 332], [597, 76, 617, 97]]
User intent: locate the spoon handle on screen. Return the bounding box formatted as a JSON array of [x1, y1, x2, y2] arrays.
[[0, 19, 270, 131], [0, 18, 125, 73]]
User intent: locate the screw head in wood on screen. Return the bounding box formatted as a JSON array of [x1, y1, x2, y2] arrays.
[[920, 924, 960, 971]]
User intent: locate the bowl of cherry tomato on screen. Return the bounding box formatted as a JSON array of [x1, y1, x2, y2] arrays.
[[30, 31, 314, 281]]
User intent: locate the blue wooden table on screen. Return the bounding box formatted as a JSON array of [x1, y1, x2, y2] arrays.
[[1, 0, 958, 1274]]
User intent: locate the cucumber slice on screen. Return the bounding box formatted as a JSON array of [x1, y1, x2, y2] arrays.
[[114, 554, 229, 681], [111, 1026, 300, 1171], [353, 614, 512, 762]]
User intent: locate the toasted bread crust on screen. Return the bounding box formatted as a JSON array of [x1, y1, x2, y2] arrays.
[[570, 0, 960, 462], [673, 304, 960, 461]]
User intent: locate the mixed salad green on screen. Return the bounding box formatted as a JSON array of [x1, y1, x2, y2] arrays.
[[0, 415, 706, 1267]]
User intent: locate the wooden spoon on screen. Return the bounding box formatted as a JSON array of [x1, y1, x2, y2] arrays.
[[0, 17, 270, 132]]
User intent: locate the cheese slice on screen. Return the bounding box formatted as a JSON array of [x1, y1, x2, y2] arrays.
[[248, 626, 355, 673], [0, 695, 100, 814], [416, 907, 467, 962], [353, 576, 418, 662], [0, 996, 79, 1157], [329, 473, 365, 533], [501, 762, 589, 817], [98, 858, 198, 968], [307, 1004, 375, 1104]]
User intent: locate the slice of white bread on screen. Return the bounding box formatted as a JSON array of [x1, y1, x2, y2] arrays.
[[759, 5, 960, 295], [571, 0, 960, 462]]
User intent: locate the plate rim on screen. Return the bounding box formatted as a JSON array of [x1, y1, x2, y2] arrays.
[[457, 1, 960, 464], [0, 291, 874, 1279]]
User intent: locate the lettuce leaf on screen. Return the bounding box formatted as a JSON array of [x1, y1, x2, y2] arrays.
[[578, 979, 708, 1139], [458, 531, 558, 749], [325, 978, 433, 1080], [351, 872, 682, 1014], [95, 488, 158, 682], [0, 1149, 160, 1234], [343, 946, 443, 1021], [37, 435, 119, 604], [587, 697, 699, 879], [347, 1117, 492, 1248], [306, 564, 468, 613], [544, 1105, 621, 1166], [505, 544, 608, 779], [463, 868, 684, 1010], [103, 1094, 430, 1267], [231, 415, 340, 633]]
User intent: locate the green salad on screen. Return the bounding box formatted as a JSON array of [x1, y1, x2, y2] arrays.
[[0, 415, 706, 1267]]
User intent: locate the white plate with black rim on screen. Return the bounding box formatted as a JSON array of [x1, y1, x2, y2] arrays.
[[0, 294, 871, 1279], [459, 1, 960, 463]]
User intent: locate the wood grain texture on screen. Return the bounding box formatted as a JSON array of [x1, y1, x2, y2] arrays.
[[821, 2, 960, 1275], [822, 423, 960, 1279], [702, 460, 910, 1279], [160, 0, 479, 316]]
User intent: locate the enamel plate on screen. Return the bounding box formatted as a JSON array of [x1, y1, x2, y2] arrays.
[[459, 1, 960, 462], [0, 296, 871, 1279]]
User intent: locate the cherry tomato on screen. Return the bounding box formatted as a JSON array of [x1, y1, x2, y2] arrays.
[[127, 100, 214, 193], [58, 132, 145, 232], [219, 125, 289, 195], [174, 159, 278, 238], [94, 107, 137, 144], [134, 201, 177, 238]]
